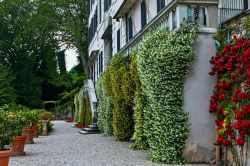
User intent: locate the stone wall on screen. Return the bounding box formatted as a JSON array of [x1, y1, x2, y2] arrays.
[[184, 31, 217, 163]]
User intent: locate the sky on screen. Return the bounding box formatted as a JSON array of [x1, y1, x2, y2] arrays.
[[65, 49, 79, 71]]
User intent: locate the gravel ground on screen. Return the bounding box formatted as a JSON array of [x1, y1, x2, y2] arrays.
[[9, 121, 212, 166]]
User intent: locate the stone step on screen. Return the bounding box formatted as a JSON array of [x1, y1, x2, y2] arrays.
[[79, 128, 100, 134]]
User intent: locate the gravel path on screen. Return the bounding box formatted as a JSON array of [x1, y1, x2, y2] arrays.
[[9, 121, 211, 166]]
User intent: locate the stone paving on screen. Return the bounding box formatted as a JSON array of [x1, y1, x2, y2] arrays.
[[9, 121, 212, 166]]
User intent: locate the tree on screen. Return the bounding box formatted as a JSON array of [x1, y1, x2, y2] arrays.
[[0, 66, 16, 106], [55, 0, 89, 76]]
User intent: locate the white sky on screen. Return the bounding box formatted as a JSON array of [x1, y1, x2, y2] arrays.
[[65, 49, 79, 71]]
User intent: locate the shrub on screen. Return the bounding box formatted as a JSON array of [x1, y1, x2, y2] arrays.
[[96, 74, 113, 136], [0, 110, 27, 151], [130, 52, 148, 150], [137, 21, 198, 163], [74, 92, 79, 122], [103, 55, 134, 141], [85, 96, 92, 126]]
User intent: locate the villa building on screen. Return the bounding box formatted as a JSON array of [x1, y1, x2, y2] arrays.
[[87, 0, 250, 163]]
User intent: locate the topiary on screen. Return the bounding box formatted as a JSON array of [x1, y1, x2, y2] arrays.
[[129, 52, 149, 150], [103, 55, 134, 141], [137, 21, 198, 163], [96, 74, 113, 136]]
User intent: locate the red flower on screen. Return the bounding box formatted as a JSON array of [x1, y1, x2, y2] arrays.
[[224, 81, 233, 88], [239, 130, 247, 136], [239, 92, 247, 99], [222, 139, 231, 147], [242, 120, 250, 127], [209, 71, 215, 76], [216, 83, 224, 88], [229, 133, 235, 140], [236, 137, 245, 146], [232, 95, 237, 103], [233, 121, 242, 130], [230, 73, 236, 80], [246, 68, 250, 77]]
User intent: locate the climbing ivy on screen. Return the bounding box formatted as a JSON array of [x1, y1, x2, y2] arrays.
[[137, 21, 198, 163], [129, 52, 148, 150], [96, 74, 113, 136], [74, 92, 79, 123], [103, 55, 134, 141]]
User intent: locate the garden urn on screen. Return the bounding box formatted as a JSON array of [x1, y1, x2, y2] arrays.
[[0, 150, 12, 166], [11, 135, 26, 156], [22, 128, 34, 144], [32, 126, 39, 138]]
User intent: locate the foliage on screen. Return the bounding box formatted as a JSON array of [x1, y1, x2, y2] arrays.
[[137, 21, 198, 163], [129, 52, 148, 150], [96, 74, 113, 136], [39, 112, 54, 120], [209, 36, 250, 166], [0, 66, 16, 106], [213, 16, 250, 50], [103, 55, 134, 141], [0, 110, 27, 151], [74, 92, 80, 122], [85, 97, 92, 126]]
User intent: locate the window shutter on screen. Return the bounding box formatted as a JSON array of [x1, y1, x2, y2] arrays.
[[99, 0, 102, 22], [141, 1, 147, 28], [117, 29, 121, 51], [157, 0, 161, 13], [161, 0, 165, 10], [128, 17, 133, 40]]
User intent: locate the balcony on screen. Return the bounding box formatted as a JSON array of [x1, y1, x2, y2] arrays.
[[113, 0, 137, 19], [219, 0, 249, 24]]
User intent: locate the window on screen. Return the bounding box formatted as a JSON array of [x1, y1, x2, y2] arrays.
[[172, 10, 176, 30], [117, 29, 121, 51], [98, 52, 103, 73], [141, 1, 147, 28], [157, 0, 165, 13], [128, 17, 133, 40], [104, 0, 111, 12], [99, 0, 102, 23]]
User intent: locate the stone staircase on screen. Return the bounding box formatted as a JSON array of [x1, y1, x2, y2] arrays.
[[79, 79, 100, 134]]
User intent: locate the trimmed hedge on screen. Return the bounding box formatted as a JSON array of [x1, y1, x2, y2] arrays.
[[96, 74, 113, 136], [137, 21, 198, 163], [103, 55, 134, 141], [130, 52, 148, 150], [74, 92, 79, 122]]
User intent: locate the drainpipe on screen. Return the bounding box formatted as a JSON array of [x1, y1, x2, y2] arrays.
[[244, 0, 248, 10]]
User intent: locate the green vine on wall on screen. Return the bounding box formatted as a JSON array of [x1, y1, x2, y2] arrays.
[[96, 75, 113, 136], [103, 55, 134, 141], [137, 21, 198, 164], [129, 52, 149, 150]]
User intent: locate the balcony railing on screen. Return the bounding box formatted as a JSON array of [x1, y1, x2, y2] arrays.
[[219, 0, 249, 24]]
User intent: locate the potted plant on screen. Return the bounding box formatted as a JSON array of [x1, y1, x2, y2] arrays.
[[22, 112, 35, 144], [30, 109, 46, 138], [10, 111, 28, 156], [39, 112, 54, 136], [0, 110, 17, 166]]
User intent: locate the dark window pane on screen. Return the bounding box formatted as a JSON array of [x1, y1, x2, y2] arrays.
[[141, 1, 147, 28], [117, 29, 121, 51]]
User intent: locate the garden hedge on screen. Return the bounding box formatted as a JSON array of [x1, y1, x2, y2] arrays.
[[96, 74, 113, 136], [103, 55, 134, 141], [137, 21, 198, 163], [130, 52, 148, 150]]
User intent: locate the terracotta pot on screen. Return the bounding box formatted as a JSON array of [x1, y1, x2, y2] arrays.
[[11, 135, 26, 156], [0, 150, 11, 166], [22, 128, 34, 144], [32, 126, 39, 138]]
